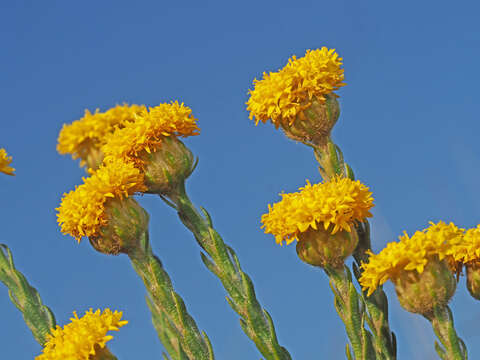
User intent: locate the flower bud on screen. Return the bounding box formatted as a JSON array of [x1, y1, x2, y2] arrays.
[[281, 94, 340, 146], [89, 197, 149, 255], [466, 262, 480, 300], [296, 226, 358, 269], [393, 258, 456, 316], [141, 137, 196, 195]]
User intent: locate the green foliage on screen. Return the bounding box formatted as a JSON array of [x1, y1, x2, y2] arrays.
[[129, 232, 214, 360], [166, 182, 292, 360], [0, 243, 56, 345]]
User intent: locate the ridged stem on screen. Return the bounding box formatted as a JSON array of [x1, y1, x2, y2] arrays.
[[311, 139, 396, 360], [128, 231, 214, 360], [325, 265, 375, 360], [425, 306, 467, 360], [165, 182, 292, 360], [0, 243, 56, 345]]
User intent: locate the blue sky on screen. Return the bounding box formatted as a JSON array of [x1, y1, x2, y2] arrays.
[[1, 1, 480, 359]]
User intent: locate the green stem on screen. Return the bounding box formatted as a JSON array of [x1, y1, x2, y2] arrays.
[[128, 231, 214, 360], [0, 244, 56, 345], [313, 139, 396, 360], [165, 183, 292, 360], [426, 306, 467, 360], [147, 297, 189, 360], [93, 346, 118, 360], [325, 265, 375, 360]]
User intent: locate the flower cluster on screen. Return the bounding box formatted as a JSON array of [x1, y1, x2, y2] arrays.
[[36, 309, 127, 360], [57, 104, 146, 166], [0, 148, 15, 175], [359, 221, 464, 296], [56, 157, 147, 241], [102, 101, 199, 164], [261, 177, 374, 245], [247, 47, 345, 127]]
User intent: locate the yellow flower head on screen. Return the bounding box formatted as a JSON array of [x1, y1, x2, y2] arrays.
[[36, 308, 127, 360], [57, 104, 146, 166], [56, 157, 147, 242], [360, 221, 464, 296], [102, 101, 199, 164], [0, 148, 15, 175], [261, 177, 374, 245], [247, 47, 346, 127], [448, 224, 480, 264]]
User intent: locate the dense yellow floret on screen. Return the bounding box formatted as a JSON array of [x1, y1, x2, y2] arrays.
[[57, 104, 146, 163], [102, 101, 199, 163], [448, 225, 480, 264], [360, 221, 464, 296], [36, 308, 127, 360], [56, 158, 147, 241], [261, 177, 374, 245], [0, 148, 15, 175], [247, 47, 345, 127]]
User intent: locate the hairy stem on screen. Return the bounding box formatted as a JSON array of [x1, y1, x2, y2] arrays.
[[325, 265, 375, 360], [425, 306, 467, 360], [313, 139, 396, 360], [165, 183, 292, 360], [0, 244, 56, 345], [128, 232, 214, 360]]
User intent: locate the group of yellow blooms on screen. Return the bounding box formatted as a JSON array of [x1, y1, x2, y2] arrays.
[[2, 45, 479, 358], [56, 100, 198, 244], [36, 309, 127, 360]]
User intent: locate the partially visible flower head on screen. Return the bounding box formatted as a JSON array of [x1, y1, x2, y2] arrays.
[[261, 177, 374, 245], [0, 148, 15, 175], [57, 104, 146, 166], [360, 221, 464, 296], [448, 225, 480, 265], [56, 157, 147, 242], [247, 47, 345, 127], [36, 308, 127, 360], [102, 101, 199, 164]]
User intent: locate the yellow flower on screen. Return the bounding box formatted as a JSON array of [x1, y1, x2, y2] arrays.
[[247, 47, 345, 127], [359, 221, 464, 296], [56, 157, 147, 242], [57, 104, 146, 167], [448, 224, 480, 264], [36, 308, 127, 360], [261, 177, 373, 245], [0, 148, 15, 175], [102, 101, 199, 164]]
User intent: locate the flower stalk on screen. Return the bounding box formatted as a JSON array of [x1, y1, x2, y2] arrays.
[[325, 264, 375, 360], [426, 306, 467, 360], [128, 230, 214, 360], [0, 244, 56, 345], [163, 182, 292, 360], [312, 139, 396, 360]]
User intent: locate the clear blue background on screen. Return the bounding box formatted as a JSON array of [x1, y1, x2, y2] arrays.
[[1, 1, 479, 359]]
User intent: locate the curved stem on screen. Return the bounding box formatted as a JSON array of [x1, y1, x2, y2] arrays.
[[313, 139, 397, 360], [0, 244, 56, 345], [128, 231, 214, 360], [325, 265, 375, 360], [426, 306, 467, 360], [164, 183, 292, 360]]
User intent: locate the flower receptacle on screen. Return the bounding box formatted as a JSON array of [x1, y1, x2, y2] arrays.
[[466, 261, 480, 300], [296, 226, 358, 269], [89, 197, 149, 255], [393, 258, 456, 317], [281, 94, 340, 146], [141, 137, 196, 195]]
